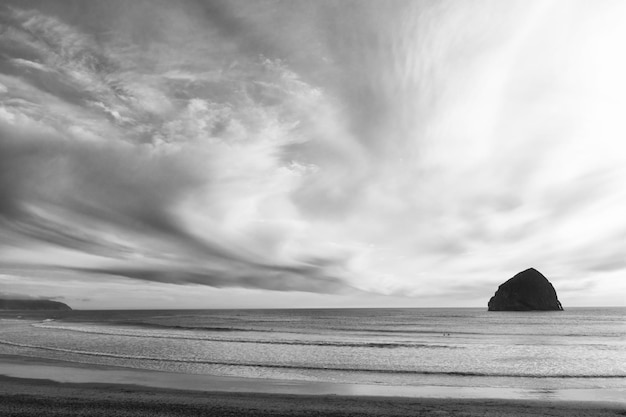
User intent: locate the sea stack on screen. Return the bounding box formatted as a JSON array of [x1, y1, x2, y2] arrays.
[[488, 268, 563, 311]]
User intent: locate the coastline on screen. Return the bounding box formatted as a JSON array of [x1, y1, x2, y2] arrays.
[[2, 353, 626, 403], [1, 373, 625, 417], [1, 354, 625, 416]]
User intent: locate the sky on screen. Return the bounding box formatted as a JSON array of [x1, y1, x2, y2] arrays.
[[1, 0, 625, 309]]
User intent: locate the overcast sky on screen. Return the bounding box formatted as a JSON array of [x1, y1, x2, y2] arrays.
[[1, 0, 625, 309]]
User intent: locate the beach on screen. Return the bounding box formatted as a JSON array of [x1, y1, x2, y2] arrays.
[[2, 0, 626, 412], [1, 354, 625, 417], [1, 309, 625, 415], [2, 374, 626, 417]]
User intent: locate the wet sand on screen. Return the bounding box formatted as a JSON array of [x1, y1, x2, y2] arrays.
[[0, 355, 624, 416], [2, 374, 626, 417]]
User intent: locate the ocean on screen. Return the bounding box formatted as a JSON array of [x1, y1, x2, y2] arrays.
[[1, 308, 625, 401]]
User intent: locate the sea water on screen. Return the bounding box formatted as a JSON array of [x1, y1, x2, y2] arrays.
[[1, 308, 625, 399]]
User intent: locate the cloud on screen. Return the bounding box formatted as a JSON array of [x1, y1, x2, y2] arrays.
[[2, 1, 626, 306], [0, 2, 361, 296], [0, 291, 41, 300], [69, 261, 352, 294]]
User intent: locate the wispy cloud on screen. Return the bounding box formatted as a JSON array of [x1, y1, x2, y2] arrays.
[[1, 1, 626, 307], [0, 1, 357, 297]]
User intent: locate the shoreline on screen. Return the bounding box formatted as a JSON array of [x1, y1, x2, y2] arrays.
[[2, 310, 625, 416], [1, 353, 625, 404], [1, 373, 625, 417]]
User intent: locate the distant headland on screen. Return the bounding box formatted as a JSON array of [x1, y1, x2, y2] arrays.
[[0, 299, 72, 311], [488, 268, 563, 311]]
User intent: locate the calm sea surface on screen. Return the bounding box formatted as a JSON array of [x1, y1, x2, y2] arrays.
[[1, 308, 625, 395]]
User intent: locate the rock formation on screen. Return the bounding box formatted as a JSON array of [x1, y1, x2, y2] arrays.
[[488, 268, 563, 311], [0, 299, 72, 311]]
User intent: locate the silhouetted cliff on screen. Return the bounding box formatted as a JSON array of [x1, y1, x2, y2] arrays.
[[488, 268, 563, 311], [0, 299, 72, 311]]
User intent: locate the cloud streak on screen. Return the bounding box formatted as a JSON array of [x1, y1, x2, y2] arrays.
[[0, 1, 359, 296], [1, 1, 626, 307]]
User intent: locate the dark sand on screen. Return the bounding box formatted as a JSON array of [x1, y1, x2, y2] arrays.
[[1, 374, 626, 417], [0, 352, 624, 416]]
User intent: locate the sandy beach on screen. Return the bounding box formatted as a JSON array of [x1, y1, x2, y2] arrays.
[[1, 355, 625, 417], [2, 374, 626, 417]]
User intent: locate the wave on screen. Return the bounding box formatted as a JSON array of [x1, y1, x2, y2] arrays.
[[97, 322, 626, 339], [0, 338, 624, 379], [35, 318, 623, 339], [28, 319, 487, 335], [105, 322, 245, 332], [30, 323, 458, 349], [114, 321, 459, 336]]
